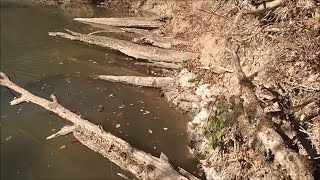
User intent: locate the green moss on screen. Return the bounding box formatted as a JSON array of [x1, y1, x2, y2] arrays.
[[205, 103, 228, 148]]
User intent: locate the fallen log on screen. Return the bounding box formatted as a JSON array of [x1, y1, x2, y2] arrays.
[[86, 27, 187, 49], [74, 17, 165, 29], [49, 30, 199, 63], [0, 72, 197, 180], [95, 75, 175, 88], [227, 46, 314, 180], [135, 62, 182, 70]]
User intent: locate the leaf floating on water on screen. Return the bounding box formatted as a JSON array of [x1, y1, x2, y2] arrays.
[[6, 136, 12, 141], [143, 111, 150, 115], [116, 112, 123, 118], [97, 105, 104, 112], [59, 145, 66, 149], [148, 129, 153, 134], [116, 124, 121, 128]]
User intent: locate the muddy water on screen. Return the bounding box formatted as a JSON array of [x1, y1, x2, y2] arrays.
[[0, 1, 200, 179]]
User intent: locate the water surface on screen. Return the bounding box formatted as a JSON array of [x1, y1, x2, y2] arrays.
[[0, 1, 199, 179]]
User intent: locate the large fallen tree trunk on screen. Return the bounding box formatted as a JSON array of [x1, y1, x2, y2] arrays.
[[95, 75, 175, 88], [227, 46, 314, 180], [0, 72, 197, 180], [74, 17, 165, 29], [49, 30, 199, 63]]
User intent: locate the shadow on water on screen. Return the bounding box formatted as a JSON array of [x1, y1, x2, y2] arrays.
[[1, 1, 202, 179]]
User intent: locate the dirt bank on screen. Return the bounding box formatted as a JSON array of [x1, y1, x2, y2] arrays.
[[130, 1, 320, 179], [35, 0, 320, 179]]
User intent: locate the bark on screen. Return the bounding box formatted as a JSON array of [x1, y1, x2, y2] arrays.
[[135, 62, 182, 70], [227, 46, 314, 180], [95, 75, 175, 88], [0, 72, 196, 180], [49, 30, 199, 63], [74, 17, 165, 29]]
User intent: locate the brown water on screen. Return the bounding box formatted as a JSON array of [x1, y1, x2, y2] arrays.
[[0, 1, 200, 179]]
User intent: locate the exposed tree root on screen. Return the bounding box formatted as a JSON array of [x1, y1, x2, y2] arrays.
[[48, 30, 199, 63], [74, 17, 165, 29], [0, 72, 198, 180]]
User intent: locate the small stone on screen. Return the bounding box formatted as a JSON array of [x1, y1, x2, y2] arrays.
[[59, 145, 66, 149], [163, 128, 168, 131], [148, 129, 153, 134], [116, 124, 121, 128]]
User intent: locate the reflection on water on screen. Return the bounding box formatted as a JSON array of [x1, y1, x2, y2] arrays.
[[0, 1, 200, 179]]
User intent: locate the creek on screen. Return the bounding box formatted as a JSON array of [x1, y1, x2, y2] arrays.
[[0, 1, 199, 179]]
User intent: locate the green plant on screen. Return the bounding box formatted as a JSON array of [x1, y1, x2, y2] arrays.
[[205, 103, 228, 148]]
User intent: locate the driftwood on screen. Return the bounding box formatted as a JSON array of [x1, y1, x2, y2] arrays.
[[49, 30, 199, 63], [135, 62, 182, 70], [86, 27, 187, 49], [95, 75, 175, 88], [74, 17, 165, 29], [227, 46, 314, 180], [0, 72, 198, 180]]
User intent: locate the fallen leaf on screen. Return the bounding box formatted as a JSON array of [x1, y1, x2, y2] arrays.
[[6, 136, 12, 141], [59, 145, 66, 149]]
